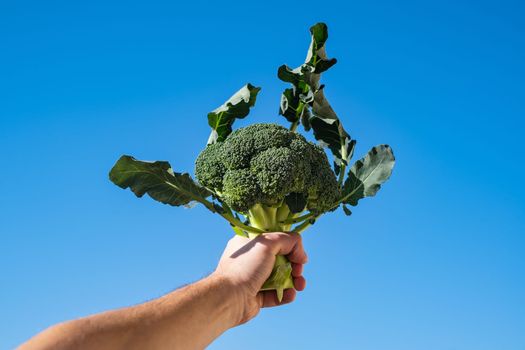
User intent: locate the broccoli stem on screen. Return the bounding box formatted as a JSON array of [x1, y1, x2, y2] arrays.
[[290, 120, 299, 132], [276, 205, 292, 229], [245, 203, 296, 301], [248, 204, 279, 231], [289, 100, 306, 132], [260, 254, 294, 301]]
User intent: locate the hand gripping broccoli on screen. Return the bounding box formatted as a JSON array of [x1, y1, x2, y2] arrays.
[[109, 23, 395, 301]]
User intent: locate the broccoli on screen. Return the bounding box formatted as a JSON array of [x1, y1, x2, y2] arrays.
[[109, 23, 395, 301], [195, 123, 340, 231]]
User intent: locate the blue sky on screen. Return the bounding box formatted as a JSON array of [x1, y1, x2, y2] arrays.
[[1, 0, 524, 349]]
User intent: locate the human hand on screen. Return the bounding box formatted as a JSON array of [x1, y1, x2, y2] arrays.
[[212, 232, 308, 325]]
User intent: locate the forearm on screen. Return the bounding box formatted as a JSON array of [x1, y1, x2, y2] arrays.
[[20, 274, 241, 350], [140, 273, 241, 349]]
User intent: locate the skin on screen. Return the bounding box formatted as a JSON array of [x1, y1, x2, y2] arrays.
[[19, 232, 308, 350]]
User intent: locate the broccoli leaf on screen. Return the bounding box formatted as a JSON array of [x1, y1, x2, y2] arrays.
[[299, 108, 311, 131], [310, 88, 356, 175], [342, 205, 352, 216], [277, 65, 303, 86], [207, 83, 261, 144], [342, 145, 395, 206], [304, 23, 337, 79], [109, 155, 212, 207], [284, 192, 307, 213], [277, 23, 337, 125], [279, 87, 302, 123], [277, 23, 354, 175]]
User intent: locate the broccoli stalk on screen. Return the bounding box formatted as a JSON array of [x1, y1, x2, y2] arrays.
[[248, 204, 292, 232], [244, 203, 296, 301]]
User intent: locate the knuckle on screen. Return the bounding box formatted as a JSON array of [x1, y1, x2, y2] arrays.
[[264, 232, 280, 239], [261, 232, 280, 244]]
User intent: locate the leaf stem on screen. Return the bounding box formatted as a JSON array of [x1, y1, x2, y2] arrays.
[[195, 196, 264, 234], [290, 101, 306, 132], [337, 132, 348, 187], [337, 164, 346, 187], [220, 211, 264, 234], [280, 212, 314, 224], [292, 216, 318, 233]]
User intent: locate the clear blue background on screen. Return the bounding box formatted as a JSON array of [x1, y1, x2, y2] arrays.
[[1, 0, 524, 349]]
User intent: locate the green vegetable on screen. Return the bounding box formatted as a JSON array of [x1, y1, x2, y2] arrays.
[[195, 123, 340, 217], [109, 23, 395, 302]]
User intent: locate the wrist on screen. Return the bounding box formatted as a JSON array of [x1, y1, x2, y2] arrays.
[[207, 272, 246, 328]]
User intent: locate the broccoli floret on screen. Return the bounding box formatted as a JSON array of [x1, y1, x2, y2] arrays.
[[195, 123, 341, 228], [250, 147, 299, 204], [195, 142, 226, 192], [222, 169, 261, 213]]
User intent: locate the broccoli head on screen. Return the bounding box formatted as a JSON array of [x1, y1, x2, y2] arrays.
[[195, 123, 340, 221]]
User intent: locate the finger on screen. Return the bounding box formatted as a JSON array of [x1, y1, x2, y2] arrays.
[[259, 288, 297, 308], [293, 276, 306, 291], [260, 232, 308, 264], [291, 263, 303, 277]]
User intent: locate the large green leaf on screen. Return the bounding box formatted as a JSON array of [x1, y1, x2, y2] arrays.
[[207, 83, 261, 144], [342, 145, 395, 206], [277, 65, 303, 85], [304, 23, 337, 79], [279, 87, 302, 123], [109, 155, 212, 207]]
